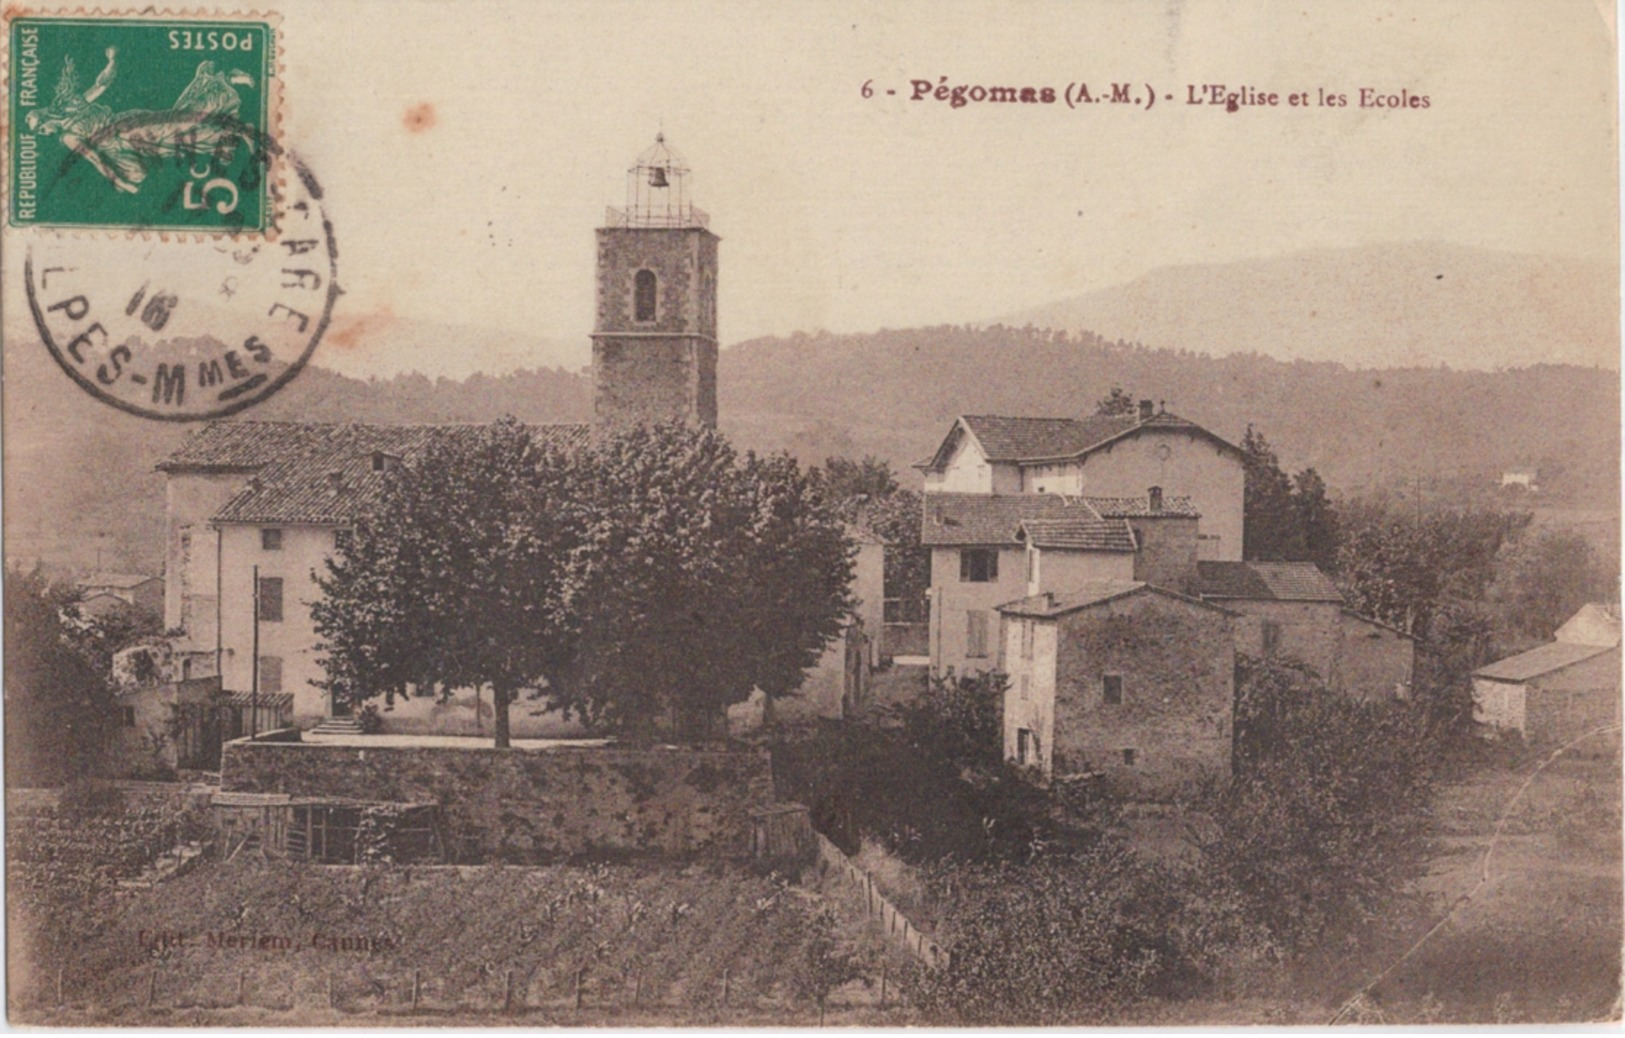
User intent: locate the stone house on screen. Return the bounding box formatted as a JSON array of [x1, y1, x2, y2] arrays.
[[917, 404, 1246, 676], [1195, 560, 1414, 700], [1473, 602, 1622, 745], [997, 581, 1239, 799]]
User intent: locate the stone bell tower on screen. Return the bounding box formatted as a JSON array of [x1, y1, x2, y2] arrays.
[[591, 135, 719, 435]]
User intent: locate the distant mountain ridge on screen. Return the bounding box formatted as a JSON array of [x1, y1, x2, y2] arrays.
[[5, 245, 1618, 576], [994, 243, 1618, 371]]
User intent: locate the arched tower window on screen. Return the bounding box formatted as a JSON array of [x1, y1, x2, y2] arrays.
[[634, 269, 657, 322]]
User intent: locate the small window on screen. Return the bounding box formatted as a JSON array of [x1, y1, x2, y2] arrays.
[[257, 576, 284, 623], [1103, 674, 1123, 705], [960, 548, 999, 583], [121, 707, 137, 727], [634, 269, 657, 322], [1262, 620, 1282, 656], [1021, 619, 1035, 660], [966, 610, 989, 658], [258, 655, 283, 694], [261, 528, 283, 551], [1018, 673, 1031, 701], [1122, 748, 1136, 766]]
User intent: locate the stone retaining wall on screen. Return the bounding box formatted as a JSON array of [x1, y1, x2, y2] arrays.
[[220, 738, 774, 862]]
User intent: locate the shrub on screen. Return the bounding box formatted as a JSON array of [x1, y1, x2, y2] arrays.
[[913, 840, 1272, 1024], [356, 703, 384, 734], [888, 669, 1005, 769], [1209, 654, 1436, 947], [789, 904, 869, 1019]]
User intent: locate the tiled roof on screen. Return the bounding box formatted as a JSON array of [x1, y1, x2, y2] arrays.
[[1196, 561, 1345, 603], [921, 493, 1105, 546], [186, 421, 589, 525], [961, 414, 1136, 462], [1084, 495, 1200, 519], [920, 410, 1243, 472], [1020, 517, 1137, 552], [1473, 641, 1617, 683], [998, 580, 1235, 619], [157, 421, 343, 471]]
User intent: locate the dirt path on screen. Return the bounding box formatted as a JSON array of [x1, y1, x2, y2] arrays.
[[1335, 744, 1622, 1024]]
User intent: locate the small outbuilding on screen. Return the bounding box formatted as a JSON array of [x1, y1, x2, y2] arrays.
[[1473, 603, 1621, 746]]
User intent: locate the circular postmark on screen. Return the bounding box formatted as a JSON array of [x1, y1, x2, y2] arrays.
[[23, 152, 337, 421]]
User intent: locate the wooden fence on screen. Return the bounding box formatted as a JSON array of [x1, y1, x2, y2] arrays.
[[814, 833, 950, 970]]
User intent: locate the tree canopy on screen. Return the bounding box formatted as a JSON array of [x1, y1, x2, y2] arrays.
[[313, 420, 855, 746], [4, 565, 156, 785]]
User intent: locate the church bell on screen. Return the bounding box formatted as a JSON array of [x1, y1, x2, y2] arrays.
[[648, 166, 669, 188]]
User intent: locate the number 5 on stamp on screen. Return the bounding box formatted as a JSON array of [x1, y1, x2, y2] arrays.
[[7, 13, 277, 234]]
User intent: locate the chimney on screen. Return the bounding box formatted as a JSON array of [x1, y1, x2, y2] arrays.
[[1148, 486, 1163, 513], [1137, 399, 1154, 422], [326, 470, 345, 494]]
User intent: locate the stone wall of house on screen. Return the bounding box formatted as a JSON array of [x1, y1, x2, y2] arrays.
[[220, 739, 775, 861], [1052, 593, 1235, 798], [1225, 599, 1342, 678], [164, 471, 247, 639], [1332, 613, 1415, 702], [1128, 515, 1200, 595], [1068, 432, 1246, 562], [1525, 649, 1622, 747]]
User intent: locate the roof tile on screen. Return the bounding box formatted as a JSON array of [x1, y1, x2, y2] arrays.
[[1473, 641, 1617, 682], [1020, 517, 1137, 552], [1084, 495, 1200, 519], [961, 414, 1136, 462], [921, 493, 1103, 546], [169, 421, 590, 526]]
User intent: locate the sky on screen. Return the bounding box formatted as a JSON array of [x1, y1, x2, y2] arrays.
[[4, 0, 1618, 377]]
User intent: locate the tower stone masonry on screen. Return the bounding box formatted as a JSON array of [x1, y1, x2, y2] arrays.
[[591, 136, 719, 435]]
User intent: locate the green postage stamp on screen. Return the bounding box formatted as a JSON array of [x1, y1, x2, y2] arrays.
[[8, 13, 277, 233]]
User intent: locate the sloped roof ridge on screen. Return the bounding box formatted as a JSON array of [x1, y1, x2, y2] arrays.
[[1473, 640, 1616, 683]]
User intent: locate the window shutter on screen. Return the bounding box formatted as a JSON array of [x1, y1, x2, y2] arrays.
[[257, 577, 284, 623], [967, 610, 988, 657]]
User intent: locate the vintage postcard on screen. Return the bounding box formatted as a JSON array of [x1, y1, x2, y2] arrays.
[[2, 0, 1619, 1027]]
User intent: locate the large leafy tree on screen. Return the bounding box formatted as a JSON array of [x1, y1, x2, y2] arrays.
[[1240, 425, 1307, 561], [816, 456, 929, 611], [313, 418, 582, 748], [315, 420, 854, 745], [1488, 528, 1617, 641], [1095, 385, 1137, 416], [4, 565, 150, 785], [559, 425, 855, 739], [817, 454, 899, 502]]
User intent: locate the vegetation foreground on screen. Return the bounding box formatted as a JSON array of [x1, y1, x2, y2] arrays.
[[9, 737, 1619, 1026]]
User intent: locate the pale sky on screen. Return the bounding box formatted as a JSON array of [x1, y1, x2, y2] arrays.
[[4, 0, 1618, 377]]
